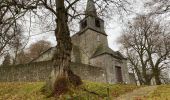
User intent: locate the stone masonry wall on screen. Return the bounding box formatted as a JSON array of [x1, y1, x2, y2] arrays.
[[0, 61, 106, 82]]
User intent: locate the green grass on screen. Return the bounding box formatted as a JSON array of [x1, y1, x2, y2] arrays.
[[146, 84, 170, 100], [0, 81, 139, 100]]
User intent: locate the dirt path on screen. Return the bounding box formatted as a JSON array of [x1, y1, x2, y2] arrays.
[[115, 86, 158, 100]]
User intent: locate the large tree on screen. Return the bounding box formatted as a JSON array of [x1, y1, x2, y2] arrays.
[[118, 15, 170, 85]]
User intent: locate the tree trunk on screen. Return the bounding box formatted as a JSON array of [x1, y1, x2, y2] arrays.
[[47, 0, 82, 96], [13, 46, 19, 65], [133, 66, 144, 85], [139, 55, 151, 85], [154, 68, 161, 85], [54, 0, 72, 80], [144, 77, 151, 85]]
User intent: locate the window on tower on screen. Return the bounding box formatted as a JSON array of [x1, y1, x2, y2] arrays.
[[95, 19, 100, 27], [81, 20, 87, 29]]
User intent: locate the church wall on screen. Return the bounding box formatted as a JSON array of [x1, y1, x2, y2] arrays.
[[90, 54, 117, 84], [0, 61, 106, 83], [90, 54, 130, 84], [90, 54, 107, 68], [77, 29, 108, 64], [71, 34, 80, 46]]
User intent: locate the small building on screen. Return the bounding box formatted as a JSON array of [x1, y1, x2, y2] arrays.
[[31, 0, 131, 84]]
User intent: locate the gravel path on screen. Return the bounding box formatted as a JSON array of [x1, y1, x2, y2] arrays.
[[115, 86, 158, 100]]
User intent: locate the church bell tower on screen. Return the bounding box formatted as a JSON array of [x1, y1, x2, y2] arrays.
[[72, 0, 108, 64], [79, 0, 106, 35]]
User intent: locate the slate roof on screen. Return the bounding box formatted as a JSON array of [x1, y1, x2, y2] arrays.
[[91, 45, 126, 60], [30, 44, 126, 63], [29, 45, 82, 63], [29, 47, 55, 63]]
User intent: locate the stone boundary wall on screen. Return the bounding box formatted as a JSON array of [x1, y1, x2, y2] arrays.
[[0, 61, 106, 82]]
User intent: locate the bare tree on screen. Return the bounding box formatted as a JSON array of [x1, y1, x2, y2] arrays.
[[125, 48, 146, 85], [2, 53, 11, 66], [9, 26, 27, 65], [0, 0, 33, 59], [118, 15, 170, 85], [13, 40, 51, 64], [145, 0, 170, 14], [28, 40, 52, 60], [15, 50, 31, 64]]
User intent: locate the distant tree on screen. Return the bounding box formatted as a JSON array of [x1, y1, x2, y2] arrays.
[[14, 40, 52, 64], [0, 0, 39, 64], [15, 50, 31, 64], [28, 40, 52, 60], [2, 53, 11, 66], [0, 0, 30, 59], [118, 15, 170, 85], [145, 0, 170, 14], [10, 26, 27, 65]]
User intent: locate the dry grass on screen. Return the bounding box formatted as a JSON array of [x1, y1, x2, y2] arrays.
[[0, 81, 139, 100], [146, 84, 170, 100], [0, 82, 55, 100]]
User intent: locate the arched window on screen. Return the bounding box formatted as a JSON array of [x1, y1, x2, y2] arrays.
[[81, 20, 87, 29], [95, 19, 100, 27]]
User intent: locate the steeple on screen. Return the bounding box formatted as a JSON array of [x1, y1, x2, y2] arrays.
[[85, 0, 97, 17], [79, 0, 106, 35]]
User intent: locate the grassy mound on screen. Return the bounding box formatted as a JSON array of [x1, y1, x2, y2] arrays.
[[0, 82, 49, 100], [146, 84, 170, 100], [0, 81, 139, 100]]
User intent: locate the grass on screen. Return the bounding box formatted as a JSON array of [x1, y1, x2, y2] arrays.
[[0, 82, 52, 100], [0, 81, 139, 100], [146, 84, 170, 100]]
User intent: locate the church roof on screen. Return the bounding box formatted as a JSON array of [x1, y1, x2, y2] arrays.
[[29, 45, 82, 63], [29, 47, 55, 63], [85, 0, 97, 17], [91, 45, 126, 60]]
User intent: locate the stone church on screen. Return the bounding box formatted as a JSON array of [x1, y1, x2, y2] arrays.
[[32, 0, 131, 84]]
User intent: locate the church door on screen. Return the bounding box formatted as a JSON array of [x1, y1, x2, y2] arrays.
[[115, 66, 123, 83]]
